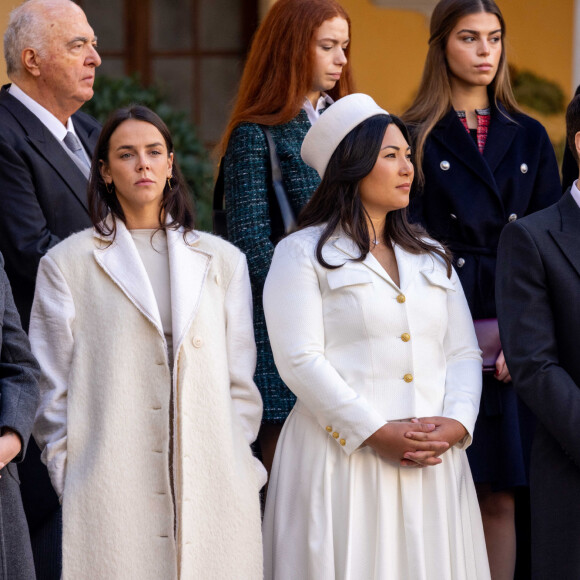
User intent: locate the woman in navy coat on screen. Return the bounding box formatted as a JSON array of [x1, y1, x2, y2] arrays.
[[403, 1, 561, 578]]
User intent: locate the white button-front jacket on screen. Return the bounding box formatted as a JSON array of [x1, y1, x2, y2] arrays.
[[263, 225, 482, 456]]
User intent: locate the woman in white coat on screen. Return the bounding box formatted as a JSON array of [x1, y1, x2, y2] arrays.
[[30, 106, 266, 579], [262, 94, 490, 579]]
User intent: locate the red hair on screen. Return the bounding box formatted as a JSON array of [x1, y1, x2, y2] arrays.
[[219, 0, 353, 155]]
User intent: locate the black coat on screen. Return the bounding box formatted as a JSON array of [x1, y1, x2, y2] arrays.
[[0, 85, 100, 537], [410, 104, 561, 319], [0, 252, 40, 579], [0, 85, 100, 331], [496, 191, 580, 578]]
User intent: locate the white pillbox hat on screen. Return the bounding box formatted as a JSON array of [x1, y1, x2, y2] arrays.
[[301, 93, 389, 178]]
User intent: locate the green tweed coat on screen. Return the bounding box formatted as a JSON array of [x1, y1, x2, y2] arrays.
[[224, 110, 320, 422]]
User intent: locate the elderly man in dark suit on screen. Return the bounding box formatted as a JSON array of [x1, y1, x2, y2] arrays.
[[0, 1, 101, 577], [0, 252, 40, 579], [496, 94, 580, 579]]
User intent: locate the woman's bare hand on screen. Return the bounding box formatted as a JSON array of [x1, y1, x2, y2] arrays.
[[494, 350, 512, 383], [364, 421, 449, 467], [403, 417, 467, 466]]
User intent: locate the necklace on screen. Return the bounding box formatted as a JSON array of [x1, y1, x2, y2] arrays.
[[372, 239, 381, 245]]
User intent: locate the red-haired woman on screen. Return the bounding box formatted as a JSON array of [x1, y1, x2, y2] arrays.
[[219, 0, 354, 473]]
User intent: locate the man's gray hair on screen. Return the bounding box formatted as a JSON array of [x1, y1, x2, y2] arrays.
[[4, 2, 44, 77]]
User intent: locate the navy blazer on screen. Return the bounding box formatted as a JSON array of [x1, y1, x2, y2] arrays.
[[496, 191, 580, 578], [410, 103, 561, 319], [0, 85, 101, 331]]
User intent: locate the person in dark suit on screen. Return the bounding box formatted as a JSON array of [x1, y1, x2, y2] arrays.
[[0, 251, 40, 579], [496, 93, 580, 579], [0, 1, 101, 577], [402, 1, 561, 577]]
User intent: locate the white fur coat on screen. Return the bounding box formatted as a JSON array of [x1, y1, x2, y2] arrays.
[[30, 222, 265, 579]]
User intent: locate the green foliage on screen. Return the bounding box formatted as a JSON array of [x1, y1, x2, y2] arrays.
[[81, 75, 214, 231], [511, 68, 566, 115]]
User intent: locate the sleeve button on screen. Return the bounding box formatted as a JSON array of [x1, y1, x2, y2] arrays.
[[332, 432, 339, 439]]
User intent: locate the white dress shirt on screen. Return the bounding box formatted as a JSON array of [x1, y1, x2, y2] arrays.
[[571, 179, 580, 208], [302, 93, 334, 125]]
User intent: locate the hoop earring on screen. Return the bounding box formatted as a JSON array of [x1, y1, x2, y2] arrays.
[[167, 176, 173, 191], [106, 182, 114, 194]]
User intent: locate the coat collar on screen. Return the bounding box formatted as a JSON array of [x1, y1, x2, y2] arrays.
[[430, 102, 517, 202], [330, 230, 435, 292], [0, 84, 98, 212], [549, 189, 580, 279], [92, 217, 209, 359]]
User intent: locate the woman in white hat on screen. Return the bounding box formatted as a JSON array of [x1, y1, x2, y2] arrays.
[[262, 94, 490, 579]]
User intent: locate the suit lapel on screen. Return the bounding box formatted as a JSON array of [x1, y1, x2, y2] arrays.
[[549, 190, 580, 279], [93, 222, 163, 335], [0, 87, 90, 211], [73, 112, 100, 163], [167, 227, 211, 358]]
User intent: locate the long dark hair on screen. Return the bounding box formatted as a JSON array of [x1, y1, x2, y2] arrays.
[[298, 114, 452, 276], [88, 105, 194, 240], [402, 0, 520, 184]]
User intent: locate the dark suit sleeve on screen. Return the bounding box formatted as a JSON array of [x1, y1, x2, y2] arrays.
[[0, 253, 40, 462], [0, 135, 61, 289], [496, 221, 580, 466]]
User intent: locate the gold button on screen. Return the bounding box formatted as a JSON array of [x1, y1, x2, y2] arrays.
[[325, 425, 332, 432], [403, 373, 413, 383], [340, 439, 346, 446], [332, 432, 339, 439], [401, 333, 410, 342], [396, 294, 406, 303]]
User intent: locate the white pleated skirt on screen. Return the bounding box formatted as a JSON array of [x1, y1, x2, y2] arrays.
[[263, 407, 491, 580]]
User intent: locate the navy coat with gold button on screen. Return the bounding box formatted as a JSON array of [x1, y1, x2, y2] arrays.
[[409, 103, 561, 320]]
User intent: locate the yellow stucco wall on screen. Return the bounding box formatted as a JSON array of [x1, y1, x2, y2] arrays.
[[0, 0, 9, 85], [340, 0, 574, 117]]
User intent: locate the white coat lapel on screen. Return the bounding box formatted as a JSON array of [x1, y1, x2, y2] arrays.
[[166, 227, 211, 358], [393, 245, 423, 292], [93, 221, 163, 334]]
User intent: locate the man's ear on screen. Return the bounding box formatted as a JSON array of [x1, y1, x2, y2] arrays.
[[574, 131, 580, 165], [21, 48, 41, 78]]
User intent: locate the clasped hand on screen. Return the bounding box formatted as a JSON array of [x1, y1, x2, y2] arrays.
[[0, 429, 22, 475], [364, 417, 467, 468]]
